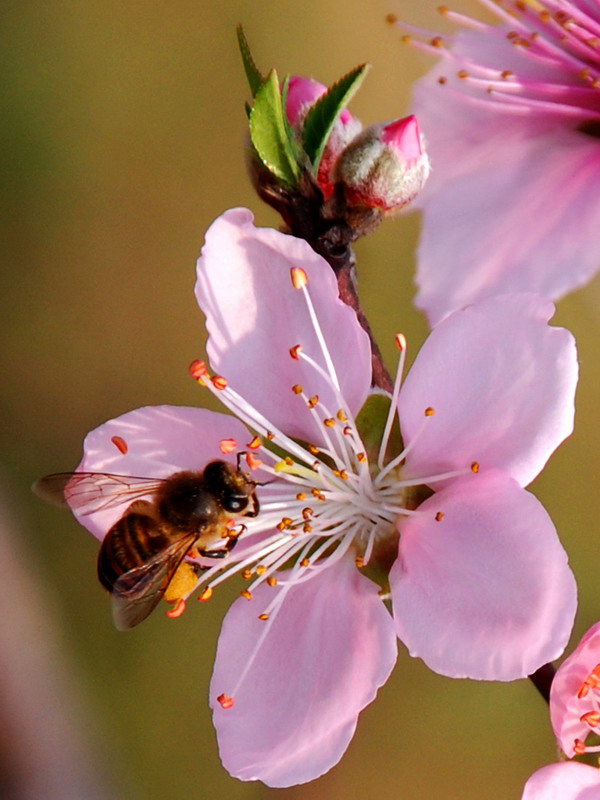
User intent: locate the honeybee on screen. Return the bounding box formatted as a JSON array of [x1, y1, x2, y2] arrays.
[[34, 459, 259, 630]]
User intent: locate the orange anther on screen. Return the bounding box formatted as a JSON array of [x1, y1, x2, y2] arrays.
[[241, 569, 252, 580], [355, 556, 365, 568], [581, 711, 600, 727], [300, 557, 310, 567], [424, 407, 435, 416], [395, 333, 407, 351], [308, 395, 319, 409], [302, 508, 314, 519], [296, 492, 306, 501], [290, 267, 308, 289], [457, 69, 469, 78], [258, 613, 269, 621], [198, 587, 213, 602], [431, 36, 444, 47], [357, 452, 367, 463], [471, 462, 480, 473], [267, 577, 278, 587], [165, 598, 186, 619], [577, 682, 591, 699], [337, 409, 348, 422], [324, 418, 335, 428], [292, 384, 303, 394], [245, 452, 262, 470], [219, 438, 237, 454], [308, 444, 320, 455], [111, 435, 128, 454], [217, 693, 234, 709], [211, 375, 228, 390], [385, 13, 397, 23], [435, 511, 444, 522], [289, 345, 302, 360], [247, 436, 261, 450], [189, 359, 207, 379], [574, 739, 587, 754], [240, 589, 252, 600]]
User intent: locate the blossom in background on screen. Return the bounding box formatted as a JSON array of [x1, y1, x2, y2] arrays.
[[73, 209, 577, 787], [521, 761, 600, 799], [392, 2, 600, 326], [550, 620, 600, 758]]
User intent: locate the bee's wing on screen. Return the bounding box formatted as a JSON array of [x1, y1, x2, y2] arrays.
[[111, 534, 200, 630], [33, 472, 164, 515]]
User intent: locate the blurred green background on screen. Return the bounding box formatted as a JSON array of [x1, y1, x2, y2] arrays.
[[3, 0, 600, 797]]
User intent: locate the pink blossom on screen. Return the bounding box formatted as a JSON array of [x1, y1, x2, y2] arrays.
[[284, 75, 362, 200], [522, 761, 600, 799], [550, 620, 600, 758], [73, 209, 577, 786], [396, 2, 600, 326]]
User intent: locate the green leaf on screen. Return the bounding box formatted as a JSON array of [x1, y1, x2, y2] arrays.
[[236, 25, 264, 97], [302, 63, 370, 174], [249, 69, 299, 186]]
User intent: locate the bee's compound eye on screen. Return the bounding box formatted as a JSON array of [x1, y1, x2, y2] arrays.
[[223, 495, 248, 514]]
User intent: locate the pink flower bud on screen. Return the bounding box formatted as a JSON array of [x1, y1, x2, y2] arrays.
[[284, 76, 362, 200], [335, 115, 430, 212]]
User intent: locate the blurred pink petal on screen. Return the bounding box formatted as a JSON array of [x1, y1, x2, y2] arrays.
[[75, 405, 252, 539], [550, 621, 600, 757], [398, 294, 577, 488], [209, 556, 396, 787], [522, 761, 600, 799], [390, 471, 576, 680], [195, 208, 371, 443], [403, 3, 600, 326]]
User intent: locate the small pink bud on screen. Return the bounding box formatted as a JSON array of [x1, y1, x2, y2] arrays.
[[284, 75, 362, 200], [285, 77, 328, 127], [335, 114, 430, 212], [382, 115, 423, 164]]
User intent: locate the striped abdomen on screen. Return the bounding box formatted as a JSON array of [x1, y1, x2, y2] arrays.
[[97, 501, 175, 592]]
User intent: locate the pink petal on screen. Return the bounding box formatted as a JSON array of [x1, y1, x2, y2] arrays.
[[209, 556, 397, 787], [74, 405, 253, 539], [390, 471, 576, 681], [195, 208, 371, 444], [412, 41, 600, 326], [522, 762, 600, 800], [398, 294, 577, 488], [550, 621, 600, 757]]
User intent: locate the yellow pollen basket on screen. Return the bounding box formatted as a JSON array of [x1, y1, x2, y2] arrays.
[[163, 562, 198, 605]]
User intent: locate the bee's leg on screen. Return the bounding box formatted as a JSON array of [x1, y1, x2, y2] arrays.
[[198, 531, 241, 559]]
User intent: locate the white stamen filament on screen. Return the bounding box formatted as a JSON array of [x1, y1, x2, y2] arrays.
[[378, 337, 406, 469]]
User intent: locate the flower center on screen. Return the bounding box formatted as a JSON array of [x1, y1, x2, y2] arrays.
[[573, 663, 600, 754], [183, 266, 475, 621]]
